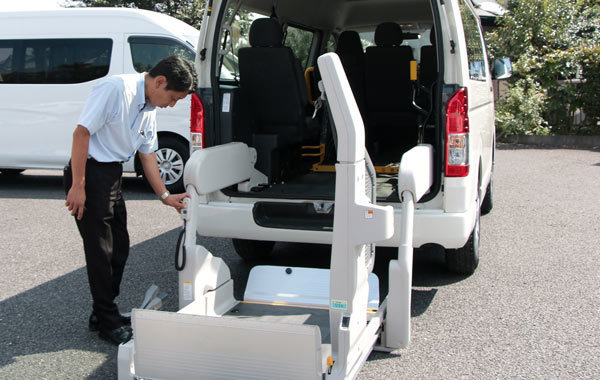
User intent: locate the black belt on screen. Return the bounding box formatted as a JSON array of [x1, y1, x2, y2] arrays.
[[87, 157, 124, 165]]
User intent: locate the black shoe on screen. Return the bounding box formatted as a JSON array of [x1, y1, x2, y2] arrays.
[[98, 325, 133, 345], [89, 312, 132, 332]]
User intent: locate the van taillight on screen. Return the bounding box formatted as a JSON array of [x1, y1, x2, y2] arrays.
[[190, 93, 205, 151], [445, 87, 469, 177]]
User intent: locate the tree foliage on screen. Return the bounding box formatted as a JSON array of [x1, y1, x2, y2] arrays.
[[76, 0, 206, 28], [486, 0, 600, 135]]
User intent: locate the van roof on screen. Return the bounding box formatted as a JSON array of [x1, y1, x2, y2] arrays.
[[0, 8, 199, 43]]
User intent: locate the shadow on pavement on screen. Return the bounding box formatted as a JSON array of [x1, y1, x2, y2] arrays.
[[231, 242, 463, 318], [0, 228, 183, 379]]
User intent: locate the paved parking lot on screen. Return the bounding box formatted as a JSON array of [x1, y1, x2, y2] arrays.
[[1, 144, 599, 379]]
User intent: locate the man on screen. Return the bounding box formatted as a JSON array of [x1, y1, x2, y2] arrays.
[[64, 55, 195, 345]]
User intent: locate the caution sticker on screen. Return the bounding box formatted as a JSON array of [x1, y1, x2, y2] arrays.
[[183, 281, 193, 301], [365, 210, 373, 219]]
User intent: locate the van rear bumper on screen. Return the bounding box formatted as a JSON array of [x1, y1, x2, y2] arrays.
[[194, 201, 477, 250]]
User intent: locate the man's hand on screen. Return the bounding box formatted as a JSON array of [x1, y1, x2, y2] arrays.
[[66, 125, 90, 220], [162, 192, 190, 212], [66, 184, 86, 220]]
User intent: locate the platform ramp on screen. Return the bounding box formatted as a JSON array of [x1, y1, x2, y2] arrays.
[[131, 309, 324, 380], [244, 266, 380, 310]]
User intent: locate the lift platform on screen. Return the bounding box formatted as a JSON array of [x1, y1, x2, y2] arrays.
[[117, 53, 434, 380]]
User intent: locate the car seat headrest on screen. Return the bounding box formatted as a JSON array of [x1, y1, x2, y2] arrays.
[[375, 22, 404, 47], [336, 30, 364, 56], [249, 18, 283, 48]]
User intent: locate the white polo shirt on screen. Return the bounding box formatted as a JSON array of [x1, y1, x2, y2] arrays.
[[78, 73, 158, 163]]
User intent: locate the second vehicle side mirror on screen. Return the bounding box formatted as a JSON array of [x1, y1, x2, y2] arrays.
[[492, 57, 512, 80]]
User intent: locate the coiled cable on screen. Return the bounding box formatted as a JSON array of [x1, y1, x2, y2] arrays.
[[175, 221, 186, 271]]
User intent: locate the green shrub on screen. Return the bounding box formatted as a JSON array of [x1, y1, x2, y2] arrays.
[[486, 0, 600, 136], [495, 78, 549, 137], [577, 46, 600, 133]]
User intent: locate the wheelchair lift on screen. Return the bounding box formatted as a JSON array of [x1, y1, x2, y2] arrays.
[[117, 53, 434, 380]]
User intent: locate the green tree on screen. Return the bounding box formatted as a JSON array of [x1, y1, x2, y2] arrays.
[[486, 0, 600, 135], [75, 0, 206, 28], [284, 27, 313, 68]]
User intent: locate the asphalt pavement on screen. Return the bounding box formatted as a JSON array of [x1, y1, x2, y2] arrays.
[[0, 144, 599, 379]]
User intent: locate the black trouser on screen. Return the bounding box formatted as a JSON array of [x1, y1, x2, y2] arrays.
[[63, 159, 129, 330]]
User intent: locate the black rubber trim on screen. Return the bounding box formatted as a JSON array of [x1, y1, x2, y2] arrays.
[[253, 202, 334, 231]]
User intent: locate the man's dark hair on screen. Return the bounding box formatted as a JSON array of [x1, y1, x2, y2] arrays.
[[148, 55, 197, 93]]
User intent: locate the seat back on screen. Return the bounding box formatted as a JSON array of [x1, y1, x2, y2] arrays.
[[365, 22, 414, 114], [365, 22, 417, 160], [419, 27, 437, 91], [238, 18, 308, 144], [335, 30, 366, 117]]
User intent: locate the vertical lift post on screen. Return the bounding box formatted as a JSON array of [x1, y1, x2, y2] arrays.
[[118, 53, 433, 380]]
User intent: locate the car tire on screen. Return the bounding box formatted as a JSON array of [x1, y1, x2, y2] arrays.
[[445, 198, 480, 275], [232, 239, 275, 262], [146, 136, 189, 193]]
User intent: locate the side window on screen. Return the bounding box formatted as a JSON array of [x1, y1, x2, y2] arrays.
[[283, 25, 314, 69], [216, 11, 314, 80], [0, 42, 15, 83], [326, 35, 336, 53], [129, 36, 195, 73], [218, 10, 265, 81], [459, 0, 488, 81], [0, 39, 112, 84]]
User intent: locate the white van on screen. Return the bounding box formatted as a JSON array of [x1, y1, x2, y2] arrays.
[[190, 0, 511, 274], [0, 8, 198, 192]]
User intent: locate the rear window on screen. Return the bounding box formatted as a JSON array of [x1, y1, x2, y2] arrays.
[[359, 29, 430, 61], [0, 38, 112, 84]]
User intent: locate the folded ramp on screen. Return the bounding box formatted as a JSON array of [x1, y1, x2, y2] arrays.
[[132, 309, 323, 380]]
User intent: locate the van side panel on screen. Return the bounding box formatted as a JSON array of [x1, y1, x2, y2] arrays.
[[0, 34, 121, 169], [0, 9, 198, 172]]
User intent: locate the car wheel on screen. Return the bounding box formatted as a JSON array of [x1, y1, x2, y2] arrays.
[[445, 198, 480, 275], [151, 136, 189, 193], [232, 239, 275, 262]]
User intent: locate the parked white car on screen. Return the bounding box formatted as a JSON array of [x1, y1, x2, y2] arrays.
[[0, 8, 199, 192], [189, 0, 511, 274]]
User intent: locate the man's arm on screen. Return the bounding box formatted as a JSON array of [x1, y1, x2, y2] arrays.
[[139, 151, 188, 211], [65, 125, 90, 220]]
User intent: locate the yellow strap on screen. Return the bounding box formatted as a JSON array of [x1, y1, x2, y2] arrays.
[[304, 66, 315, 105], [410, 60, 418, 81]]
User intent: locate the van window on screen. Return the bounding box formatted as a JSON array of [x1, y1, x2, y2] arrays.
[[359, 29, 425, 60], [326, 35, 336, 52], [0, 38, 112, 84], [129, 36, 195, 73], [218, 10, 267, 81], [459, 0, 488, 81], [217, 10, 314, 80], [283, 25, 314, 69]]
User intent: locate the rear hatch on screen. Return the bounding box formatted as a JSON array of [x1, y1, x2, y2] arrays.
[[194, 0, 446, 204]]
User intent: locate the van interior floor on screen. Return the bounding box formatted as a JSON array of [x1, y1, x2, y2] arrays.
[[235, 172, 400, 202]]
